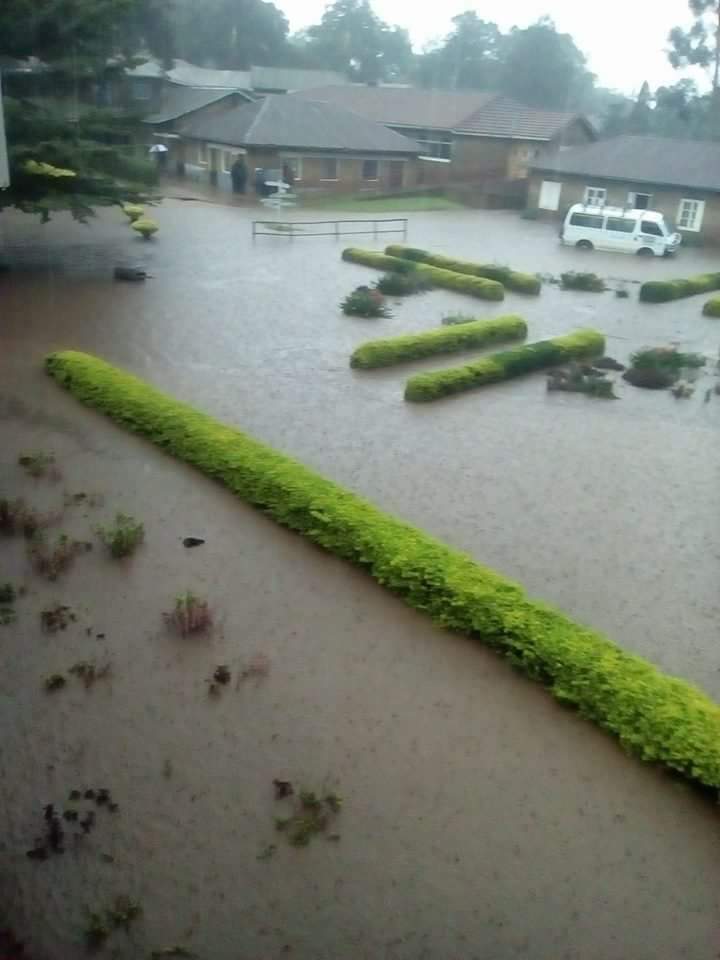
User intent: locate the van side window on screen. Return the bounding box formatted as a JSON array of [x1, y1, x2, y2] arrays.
[[641, 220, 663, 236], [606, 217, 635, 233], [569, 213, 604, 229]]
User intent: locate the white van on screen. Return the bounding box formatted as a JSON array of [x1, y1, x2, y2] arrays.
[[560, 204, 682, 257]]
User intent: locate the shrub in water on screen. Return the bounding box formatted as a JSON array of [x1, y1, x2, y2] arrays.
[[122, 203, 144, 222], [350, 316, 527, 369], [131, 218, 159, 239], [96, 512, 145, 558], [702, 296, 720, 317], [560, 271, 606, 293], [623, 347, 706, 389], [639, 272, 720, 303], [45, 349, 720, 790], [385, 244, 541, 295], [375, 272, 432, 296], [405, 329, 605, 402], [341, 285, 391, 318]]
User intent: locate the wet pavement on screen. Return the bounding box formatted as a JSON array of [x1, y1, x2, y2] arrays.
[[1, 200, 719, 959]]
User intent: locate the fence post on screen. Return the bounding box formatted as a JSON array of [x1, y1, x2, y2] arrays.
[[335, 221, 339, 240], [373, 220, 377, 238]]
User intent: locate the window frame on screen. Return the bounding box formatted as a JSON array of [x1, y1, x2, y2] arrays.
[[361, 158, 379, 181], [281, 156, 303, 182], [583, 186, 607, 207], [677, 198, 705, 232], [320, 157, 338, 181], [629, 191, 653, 210]]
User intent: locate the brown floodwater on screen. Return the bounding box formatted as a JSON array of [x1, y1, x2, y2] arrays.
[[1, 200, 719, 960]]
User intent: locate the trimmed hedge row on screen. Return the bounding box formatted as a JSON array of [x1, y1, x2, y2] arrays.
[[350, 315, 527, 369], [342, 247, 505, 301], [702, 296, 720, 317], [639, 272, 720, 303], [385, 244, 541, 296], [45, 351, 720, 790], [405, 329, 605, 402]]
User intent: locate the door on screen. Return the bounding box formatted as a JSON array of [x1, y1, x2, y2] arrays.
[[538, 180, 561, 211], [389, 160, 404, 189]]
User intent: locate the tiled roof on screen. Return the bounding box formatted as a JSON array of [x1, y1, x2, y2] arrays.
[[532, 135, 720, 192], [180, 94, 420, 154], [143, 86, 239, 124], [127, 58, 250, 89], [455, 96, 584, 140], [249, 66, 347, 92], [292, 85, 496, 130]]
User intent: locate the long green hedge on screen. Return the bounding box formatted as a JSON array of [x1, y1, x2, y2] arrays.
[[45, 350, 720, 789], [639, 272, 720, 303], [385, 244, 541, 296], [405, 329, 605, 402], [350, 315, 527, 369], [342, 247, 505, 302]]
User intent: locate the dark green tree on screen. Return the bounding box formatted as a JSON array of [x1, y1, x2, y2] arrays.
[[172, 0, 291, 69], [498, 18, 595, 110], [416, 12, 501, 89], [668, 1, 720, 135], [0, 0, 167, 220], [626, 81, 653, 134], [300, 0, 414, 83]]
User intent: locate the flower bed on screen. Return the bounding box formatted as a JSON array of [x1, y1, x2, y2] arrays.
[[341, 248, 504, 302], [45, 349, 720, 790], [350, 316, 527, 369], [639, 272, 720, 303], [384, 245, 541, 295], [405, 330, 605, 402]]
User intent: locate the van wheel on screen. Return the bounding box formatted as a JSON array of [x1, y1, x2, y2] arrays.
[[637, 247, 654, 257], [576, 240, 593, 250]]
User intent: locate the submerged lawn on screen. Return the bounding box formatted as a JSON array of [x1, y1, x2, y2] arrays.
[[303, 193, 465, 213]]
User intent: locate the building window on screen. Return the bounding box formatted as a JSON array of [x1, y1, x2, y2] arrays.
[[416, 138, 452, 159], [629, 191, 652, 209], [362, 159, 379, 181], [320, 158, 338, 180], [223, 151, 234, 174], [131, 79, 151, 101], [584, 186, 606, 207], [677, 198, 705, 232], [282, 157, 302, 181], [538, 180, 561, 211], [197, 143, 208, 165]]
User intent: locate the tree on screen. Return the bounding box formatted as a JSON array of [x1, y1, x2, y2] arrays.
[[669, 1, 720, 91], [172, 0, 291, 69], [0, 0, 166, 220], [299, 0, 414, 83], [497, 18, 595, 110], [626, 81, 653, 134], [416, 12, 501, 90]]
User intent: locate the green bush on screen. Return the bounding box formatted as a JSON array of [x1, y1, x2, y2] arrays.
[[342, 248, 504, 302], [623, 346, 706, 389], [702, 296, 720, 316], [45, 349, 720, 790], [385, 244, 541, 295], [560, 271, 606, 293], [350, 316, 527, 369], [341, 285, 391, 318], [405, 330, 605, 402], [131, 217, 159, 239], [375, 271, 432, 296], [639, 272, 720, 303]]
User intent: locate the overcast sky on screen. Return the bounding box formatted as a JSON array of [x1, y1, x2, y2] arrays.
[[280, 0, 705, 95]]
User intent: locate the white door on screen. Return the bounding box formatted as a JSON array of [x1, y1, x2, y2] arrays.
[[538, 180, 561, 211]]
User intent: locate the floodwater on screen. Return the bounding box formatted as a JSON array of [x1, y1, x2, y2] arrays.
[[1, 200, 719, 959]]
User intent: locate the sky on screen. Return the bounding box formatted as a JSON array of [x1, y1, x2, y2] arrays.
[[278, 0, 706, 95]]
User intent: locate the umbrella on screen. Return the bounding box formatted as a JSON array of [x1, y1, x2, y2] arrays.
[[148, 144, 168, 154]]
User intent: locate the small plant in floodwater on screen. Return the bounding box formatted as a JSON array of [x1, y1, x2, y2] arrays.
[[64, 491, 104, 508], [0, 497, 56, 538], [84, 895, 140, 947], [560, 271, 607, 293], [69, 659, 112, 689], [41, 604, 76, 632], [615, 288, 630, 298], [18, 451, 60, 480], [164, 592, 213, 636], [546, 363, 617, 399], [273, 782, 342, 848], [257, 843, 277, 861], [341, 285, 391, 318], [44, 673, 67, 692], [29, 533, 92, 580], [207, 663, 231, 696], [671, 381, 695, 398], [624, 347, 706, 390], [0, 606, 16, 625], [107, 895, 142, 931], [375, 271, 432, 297], [96, 512, 145, 558], [441, 313, 477, 326]]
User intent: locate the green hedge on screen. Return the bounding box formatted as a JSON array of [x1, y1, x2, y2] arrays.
[[405, 330, 605, 402], [702, 296, 720, 317], [385, 244, 541, 296], [342, 247, 505, 302], [45, 350, 720, 789], [350, 316, 527, 369], [639, 272, 720, 303]]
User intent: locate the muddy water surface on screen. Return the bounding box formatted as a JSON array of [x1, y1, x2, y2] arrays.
[[1, 202, 719, 959]]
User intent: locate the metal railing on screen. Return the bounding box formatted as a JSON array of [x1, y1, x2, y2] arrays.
[[252, 218, 408, 240]]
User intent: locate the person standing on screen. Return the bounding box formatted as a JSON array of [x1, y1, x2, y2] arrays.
[[282, 162, 295, 190], [230, 156, 247, 194]]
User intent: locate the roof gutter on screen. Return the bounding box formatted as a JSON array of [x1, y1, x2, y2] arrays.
[[529, 166, 720, 194]]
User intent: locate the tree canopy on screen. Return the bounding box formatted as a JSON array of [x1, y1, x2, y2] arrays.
[[417, 13, 501, 90], [173, 0, 292, 69]]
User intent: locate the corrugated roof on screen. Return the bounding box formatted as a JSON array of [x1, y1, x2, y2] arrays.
[[455, 96, 583, 140], [143, 86, 238, 124], [179, 95, 420, 154], [532, 135, 720, 192], [292, 85, 495, 130], [127, 58, 250, 89], [249, 66, 347, 92]]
